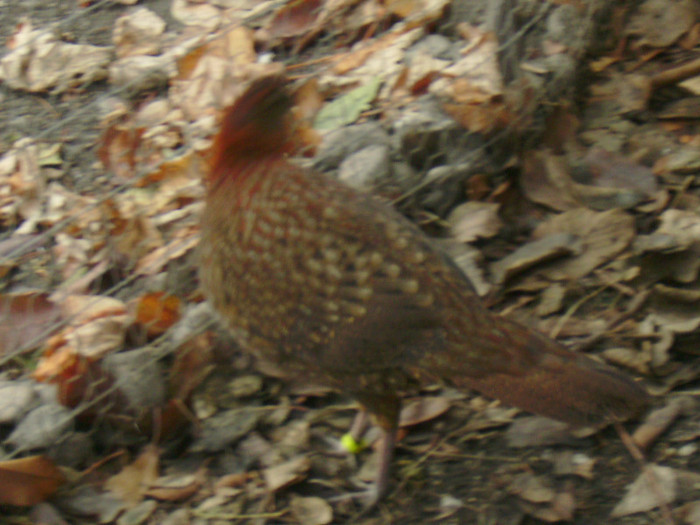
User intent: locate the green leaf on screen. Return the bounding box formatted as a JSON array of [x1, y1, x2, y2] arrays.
[[313, 77, 382, 131]]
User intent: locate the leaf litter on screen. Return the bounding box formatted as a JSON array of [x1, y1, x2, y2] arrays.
[[0, 0, 699, 524]]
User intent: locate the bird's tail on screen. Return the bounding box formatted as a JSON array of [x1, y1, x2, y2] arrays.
[[449, 318, 650, 427]]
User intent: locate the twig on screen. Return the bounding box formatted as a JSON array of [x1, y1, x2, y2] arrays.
[[574, 289, 650, 353], [550, 286, 606, 340], [651, 57, 700, 89]]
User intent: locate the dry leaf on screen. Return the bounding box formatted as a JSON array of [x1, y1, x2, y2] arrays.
[[490, 233, 579, 285], [266, 0, 323, 41], [583, 148, 658, 194], [106, 445, 160, 506], [49, 295, 129, 358], [113, 7, 166, 58], [0, 138, 44, 229], [134, 292, 181, 337], [527, 488, 576, 522], [399, 396, 451, 427], [508, 472, 555, 503], [520, 150, 580, 212], [262, 455, 311, 492], [171, 26, 277, 120], [632, 397, 695, 451], [506, 416, 583, 448], [533, 208, 635, 280], [611, 464, 677, 516], [448, 201, 502, 243], [33, 295, 129, 401], [289, 495, 333, 525], [98, 122, 145, 181], [145, 466, 206, 502], [170, 0, 220, 30], [330, 27, 424, 86], [135, 226, 199, 276], [550, 451, 596, 480], [626, 0, 697, 48], [0, 292, 61, 356], [0, 19, 110, 93], [601, 347, 651, 375], [0, 456, 65, 506], [169, 333, 214, 401]]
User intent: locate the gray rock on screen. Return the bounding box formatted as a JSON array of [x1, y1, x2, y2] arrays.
[[407, 34, 456, 61], [7, 404, 74, 451], [102, 347, 166, 411], [49, 431, 93, 468], [338, 144, 391, 191], [314, 122, 390, 171], [0, 380, 36, 423], [190, 407, 262, 452]]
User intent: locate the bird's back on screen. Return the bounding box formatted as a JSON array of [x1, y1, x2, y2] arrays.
[[200, 77, 649, 428]]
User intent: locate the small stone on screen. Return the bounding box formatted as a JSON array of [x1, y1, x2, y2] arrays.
[[8, 404, 74, 451], [338, 144, 391, 191], [0, 380, 36, 423]]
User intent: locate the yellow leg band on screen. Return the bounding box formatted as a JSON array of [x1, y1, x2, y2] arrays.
[[341, 432, 368, 454]]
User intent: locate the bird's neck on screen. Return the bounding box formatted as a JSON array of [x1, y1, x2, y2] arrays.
[[207, 157, 286, 210]]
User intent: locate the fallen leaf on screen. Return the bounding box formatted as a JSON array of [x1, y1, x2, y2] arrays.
[[262, 455, 311, 492], [506, 416, 585, 448], [508, 472, 555, 503], [314, 78, 382, 131], [145, 466, 206, 502], [106, 445, 160, 506], [528, 488, 576, 522], [490, 233, 579, 285], [520, 150, 580, 212], [49, 295, 128, 357], [626, 0, 697, 48], [533, 208, 635, 280], [267, 0, 323, 40], [613, 464, 700, 517], [0, 20, 110, 93], [135, 227, 199, 276], [169, 333, 214, 401], [612, 464, 674, 516], [289, 495, 333, 525], [448, 201, 502, 243], [550, 451, 596, 480], [190, 407, 262, 452], [170, 0, 220, 30], [632, 397, 695, 451], [113, 7, 166, 59], [0, 292, 61, 357], [399, 396, 451, 427], [98, 121, 146, 181], [0, 456, 65, 506], [134, 292, 181, 337]]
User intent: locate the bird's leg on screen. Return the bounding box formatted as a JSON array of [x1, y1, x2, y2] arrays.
[[361, 395, 401, 506], [332, 395, 401, 509], [350, 409, 370, 442], [371, 424, 397, 504]]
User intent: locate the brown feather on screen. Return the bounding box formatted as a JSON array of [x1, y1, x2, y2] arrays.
[[199, 76, 650, 501]]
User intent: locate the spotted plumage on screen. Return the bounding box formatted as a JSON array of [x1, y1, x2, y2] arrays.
[[199, 76, 650, 502]]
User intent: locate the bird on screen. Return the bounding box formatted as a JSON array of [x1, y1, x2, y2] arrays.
[[198, 75, 650, 505]]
